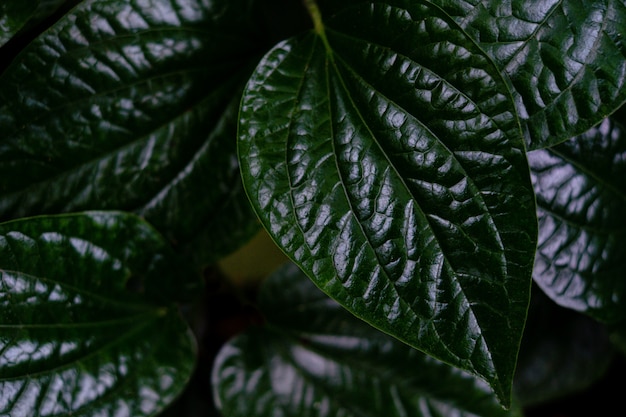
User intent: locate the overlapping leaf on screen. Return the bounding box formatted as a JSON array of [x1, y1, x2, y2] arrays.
[[513, 286, 614, 407], [529, 117, 626, 324], [0, 2, 33, 46], [0, 0, 69, 47], [212, 262, 523, 417], [438, 0, 626, 149], [137, 94, 261, 266], [0, 212, 197, 416], [238, 0, 537, 406], [0, 0, 263, 266]]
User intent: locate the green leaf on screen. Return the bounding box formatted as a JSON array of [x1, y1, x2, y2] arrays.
[[529, 117, 626, 324], [136, 92, 261, 267], [0, 211, 197, 416], [439, 0, 626, 149], [212, 262, 523, 417], [513, 286, 614, 407], [0, 0, 263, 266], [0, 0, 69, 47], [238, 0, 536, 405], [0, 3, 34, 46]]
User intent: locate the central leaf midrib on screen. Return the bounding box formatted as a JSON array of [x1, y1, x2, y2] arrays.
[[0, 269, 155, 312], [326, 28, 493, 127], [6, 66, 211, 131], [0, 310, 159, 329], [326, 55, 413, 313], [321, 23, 508, 382], [0, 80, 237, 212], [280, 34, 442, 358], [1, 10, 239, 112], [326, 39, 506, 283], [0, 312, 161, 382], [326, 27, 509, 258], [324, 37, 494, 373]]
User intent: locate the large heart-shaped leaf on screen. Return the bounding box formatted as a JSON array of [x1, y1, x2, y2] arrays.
[[439, 0, 626, 149], [529, 116, 626, 324], [0, 211, 197, 416], [0, 0, 264, 266], [212, 262, 523, 417], [238, 0, 537, 405]]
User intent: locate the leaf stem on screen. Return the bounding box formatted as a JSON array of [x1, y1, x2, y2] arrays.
[[303, 0, 332, 51], [303, 0, 324, 34]]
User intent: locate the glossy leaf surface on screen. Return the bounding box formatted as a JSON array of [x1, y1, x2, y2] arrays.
[[238, 0, 536, 405], [0, 212, 197, 416], [529, 117, 626, 324], [213, 263, 522, 417], [0, 0, 262, 266], [137, 93, 261, 266], [439, 0, 626, 149]]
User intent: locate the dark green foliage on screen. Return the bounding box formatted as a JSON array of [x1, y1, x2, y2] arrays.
[[1, 0, 625, 416]]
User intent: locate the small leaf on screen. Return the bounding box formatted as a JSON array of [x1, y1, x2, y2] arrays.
[[0, 212, 197, 416], [439, 0, 626, 149], [212, 262, 523, 417], [0, 0, 263, 266], [238, 0, 536, 405], [529, 117, 626, 324]]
